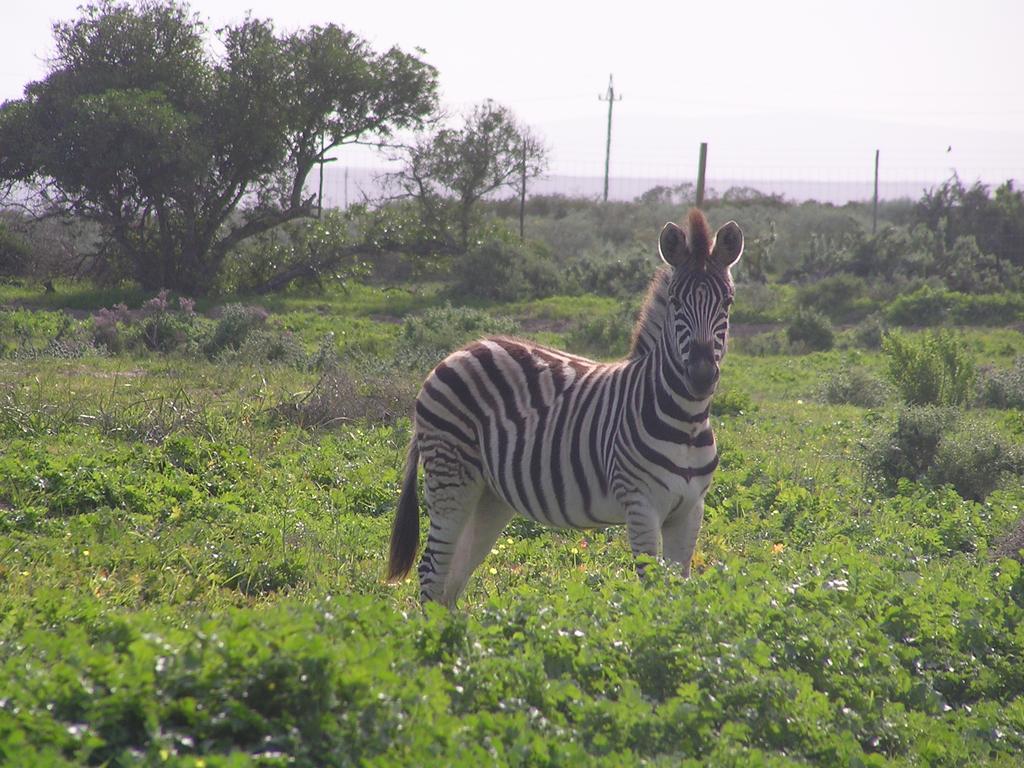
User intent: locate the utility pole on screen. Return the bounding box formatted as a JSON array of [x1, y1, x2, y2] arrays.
[[519, 141, 527, 240], [598, 74, 622, 203], [872, 149, 880, 235]]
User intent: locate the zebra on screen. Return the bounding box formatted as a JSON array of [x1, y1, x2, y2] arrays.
[[387, 208, 743, 606]]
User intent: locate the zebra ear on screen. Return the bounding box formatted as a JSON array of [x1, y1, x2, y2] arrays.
[[711, 221, 743, 269], [659, 222, 690, 267]]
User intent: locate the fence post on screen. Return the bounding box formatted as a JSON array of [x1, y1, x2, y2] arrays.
[[872, 149, 880, 235], [695, 142, 708, 209]]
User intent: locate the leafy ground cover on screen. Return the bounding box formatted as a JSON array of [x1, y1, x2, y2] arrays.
[[1, 283, 1023, 766]]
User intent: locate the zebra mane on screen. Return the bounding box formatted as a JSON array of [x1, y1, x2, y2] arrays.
[[628, 265, 672, 359]]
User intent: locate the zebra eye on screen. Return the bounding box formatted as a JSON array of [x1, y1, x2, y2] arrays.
[[724, 297, 734, 308]]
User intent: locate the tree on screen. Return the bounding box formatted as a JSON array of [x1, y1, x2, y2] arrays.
[[0, 0, 437, 294], [389, 101, 547, 249]]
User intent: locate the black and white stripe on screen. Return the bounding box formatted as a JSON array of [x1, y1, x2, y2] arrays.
[[387, 209, 744, 606]]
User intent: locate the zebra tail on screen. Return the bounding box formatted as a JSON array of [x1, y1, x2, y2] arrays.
[[386, 437, 420, 582]]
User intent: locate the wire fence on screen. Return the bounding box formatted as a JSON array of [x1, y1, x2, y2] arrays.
[[314, 162, 1024, 210]]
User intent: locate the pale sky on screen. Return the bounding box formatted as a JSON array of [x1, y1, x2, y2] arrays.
[[2, 0, 1022, 188]]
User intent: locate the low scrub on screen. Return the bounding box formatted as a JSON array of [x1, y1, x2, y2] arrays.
[[786, 307, 835, 352], [977, 357, 1024, 410], [864, 405, 1022, 500], [882, 330, 976, 406], [820, 364, 890, 407]]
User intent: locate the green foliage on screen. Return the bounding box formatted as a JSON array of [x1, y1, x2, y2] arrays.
[[4, 276, 1024, 765], [713, 387, 756, 416], [852, 313, 887, 350], [978, 357, 1024, 410], [565, 301, 636, 359], [886, 285, 1024, 327], [863, 405, 955, 492], [450, 233, 563, 302], [820, 364, 890, 407], [786, 307, 834, 352], [864, 406, 1022, 501], [796, 274, 873, 322], [0, 219, 31, 276], [882, 330, 976, 406], [0, 1, 437, 293], [568, 243, 656, 298], [401, 303, 520, 355], [392, 100, 546, 249], [205, 304, 270, 355], [221, 211, 370, 294]]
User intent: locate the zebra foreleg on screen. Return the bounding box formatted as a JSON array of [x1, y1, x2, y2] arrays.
[[442, 489, 515, 607], [623, 500, 663, 578], [662, 496, 705, 578]]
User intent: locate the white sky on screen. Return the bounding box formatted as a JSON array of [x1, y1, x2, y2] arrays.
[[2, 0, 1022, 185]]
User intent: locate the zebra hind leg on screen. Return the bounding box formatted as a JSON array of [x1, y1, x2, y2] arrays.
[[441, 488, 515, 607], [417, 444, 484, 606]]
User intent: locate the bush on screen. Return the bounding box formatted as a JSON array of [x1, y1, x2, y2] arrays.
[[929, 420, 1023, 501], [275, 368, 417, 428], [882, 330, 976, 406], [977, 357, 1024, 410], [565, 301, 636, 359], [795, 274, 871, 322], [884, 285, 952, 326], [450, 234, 562, 301], [205, 304, 270, 356], [733, 330, 788, 356], [713, 387, 756, 416], [820, 365, 890, 407], [786, 307, 834, 352], [864, 406, 953, 492], [401, 304, 520, 355], [91, 292, 203, 355], [730, 283, 792, 324], [852, 313, 886, 350], [885, 286, 1024, 327], [864, 406, 1021, 500], [568, 243, 655, 298], [0, 220, 31, 277]]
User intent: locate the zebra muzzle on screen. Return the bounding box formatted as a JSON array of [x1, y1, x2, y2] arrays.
[[686, 345, 719, 398]]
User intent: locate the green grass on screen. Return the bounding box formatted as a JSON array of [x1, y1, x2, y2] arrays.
[[1, 283, 1023, 766]]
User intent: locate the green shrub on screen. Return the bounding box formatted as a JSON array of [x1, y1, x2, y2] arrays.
[[401, 304, 520, 355], [820, 365, 890, 407], [929, 419, 1023, 501], [713, 387, 756, 416], [730, 283, 792, 324], [450, 234, 562, 301], [795, 274, 871, 322], [205, 304, 270, 355], [568, 243, 654, 298], [565, 301, 636, 359], [882, 330, 976, 406], [852, 313, 886, 350], [885, 286, 1024, 327], [864, 406, 955, 492], [786, 307, 834, 352], [949, 292, 1024, 325], [977, 357, 1024, 410], [733, 330, 788, 356], [885, 285, 953, 326], [864, 406, 1020, 500]]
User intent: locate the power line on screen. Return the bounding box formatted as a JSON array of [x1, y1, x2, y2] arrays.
[[598, 74, 622, 202]]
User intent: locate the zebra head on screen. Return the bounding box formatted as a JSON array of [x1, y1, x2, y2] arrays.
[[658, 211, 744, 400]]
